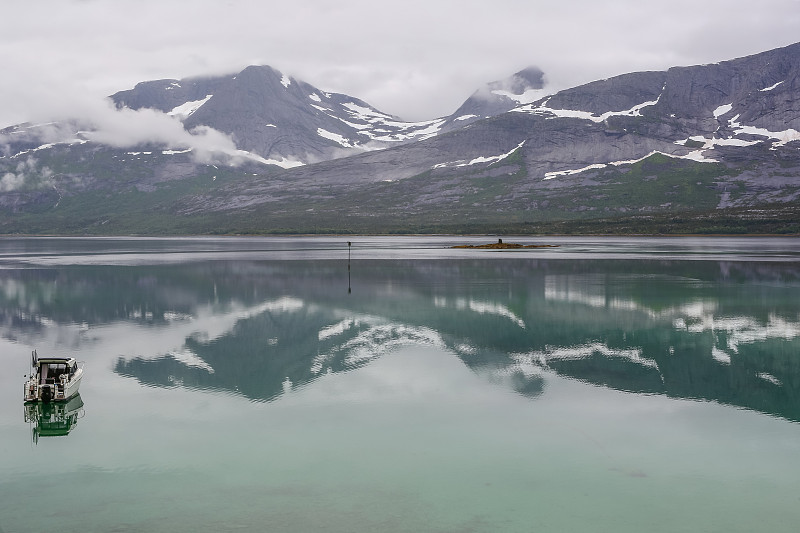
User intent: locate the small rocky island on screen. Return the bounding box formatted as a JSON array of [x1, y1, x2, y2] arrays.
[[451, 239, 559, 250]]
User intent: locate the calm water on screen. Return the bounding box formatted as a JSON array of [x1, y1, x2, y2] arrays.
[[1, 236, 800, 532]]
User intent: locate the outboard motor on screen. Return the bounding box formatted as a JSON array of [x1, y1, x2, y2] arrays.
[[41, 386, 52, 403]]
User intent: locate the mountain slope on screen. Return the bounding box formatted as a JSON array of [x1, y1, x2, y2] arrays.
[[0, 42, 798, 234]]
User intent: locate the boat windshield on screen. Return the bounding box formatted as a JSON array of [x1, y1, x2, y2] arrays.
[[39, 363, 71, 384]]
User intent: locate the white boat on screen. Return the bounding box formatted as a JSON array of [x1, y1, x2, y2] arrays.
[[24, 351, 83, 403]]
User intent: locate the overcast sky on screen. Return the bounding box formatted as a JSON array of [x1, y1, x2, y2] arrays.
[[1, 0, 799, 128]]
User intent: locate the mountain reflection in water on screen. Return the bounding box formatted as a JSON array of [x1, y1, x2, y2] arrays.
[[2, 256, 799, 420], [113, 259, 800, 420]]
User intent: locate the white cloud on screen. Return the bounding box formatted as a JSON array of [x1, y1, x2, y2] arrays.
[[0, 156, 53, 192], [0, 96, 239, 165], [79, 101, 238, 160], [0, 171, 26, 192]]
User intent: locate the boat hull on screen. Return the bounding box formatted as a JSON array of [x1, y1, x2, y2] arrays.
[[24, 369, 83, 403]]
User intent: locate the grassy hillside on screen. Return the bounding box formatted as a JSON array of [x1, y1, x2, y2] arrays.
[[1, 149, 798, 235]]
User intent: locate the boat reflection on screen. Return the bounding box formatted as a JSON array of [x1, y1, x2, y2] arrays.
[[24, 394, 85, 444]]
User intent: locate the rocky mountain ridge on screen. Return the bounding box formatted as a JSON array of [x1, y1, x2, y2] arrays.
[[111, 65, 447, 165], [0, 42, 798, 234]]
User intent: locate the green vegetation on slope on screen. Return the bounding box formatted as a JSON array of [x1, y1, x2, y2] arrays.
[[1, 149, 798, 235]]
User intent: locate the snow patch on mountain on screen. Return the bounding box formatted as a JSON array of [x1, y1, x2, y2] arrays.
[[675, 135, 759, 148], [297, 96, 452, 148], [433, 141, 525, 169], [168, 95, 213, 120], [543, 163, 608, 180], [5, 138, 88, 159], [341, 102, 395, 121], [728, 115, 800, 148], [713, 104, 733, 118], [760, 80, 785, 92], [336, 117, 371, 131], [543, 149, 718, 180], [681, 150, 718, 163], [317, 128, 355, 148], [674, 111, 799, 153], [515, 88, 664, 123], [355, 117, 446, 143], [394, 120, 445, 141]]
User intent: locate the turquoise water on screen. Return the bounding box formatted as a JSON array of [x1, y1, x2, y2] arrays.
[[1, 236, 799, 532]]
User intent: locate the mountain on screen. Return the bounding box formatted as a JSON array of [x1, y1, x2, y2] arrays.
[[449, 66, 548, 123], [109, 65, 549, 162], [0, 42, 798, 234], [111, 65, 453, 165]]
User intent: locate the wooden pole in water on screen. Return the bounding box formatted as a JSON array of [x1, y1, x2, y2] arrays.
[[347, 241, 352, 294]]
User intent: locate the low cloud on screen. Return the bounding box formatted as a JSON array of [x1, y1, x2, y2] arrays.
[[79, 101, 239, 164], [0, 156, 53, 192], [0, 96, 241, 166]]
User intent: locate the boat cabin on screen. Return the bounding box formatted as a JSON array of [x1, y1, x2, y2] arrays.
[[36, 358, 79, 385]]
